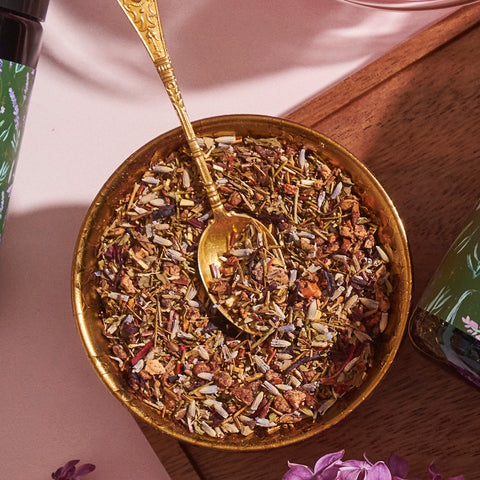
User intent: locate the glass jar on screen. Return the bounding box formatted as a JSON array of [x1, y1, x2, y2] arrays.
[[409, 199, 480, 386], [0, 0, 49, 242]]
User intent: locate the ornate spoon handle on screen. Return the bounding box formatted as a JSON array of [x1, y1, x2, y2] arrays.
[[117, 0, 226, 217]]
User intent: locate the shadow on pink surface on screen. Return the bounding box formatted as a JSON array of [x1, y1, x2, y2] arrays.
[[42, 0, 446, 92], [0, 206, 169, 480]]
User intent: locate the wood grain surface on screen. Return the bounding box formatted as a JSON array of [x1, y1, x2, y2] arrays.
[[138, 5, 480, 479]]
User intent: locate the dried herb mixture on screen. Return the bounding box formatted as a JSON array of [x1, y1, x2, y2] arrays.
[[95, 135, 392, 440]]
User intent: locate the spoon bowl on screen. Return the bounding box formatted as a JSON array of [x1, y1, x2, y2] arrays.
[[198, 212, 285, 335]]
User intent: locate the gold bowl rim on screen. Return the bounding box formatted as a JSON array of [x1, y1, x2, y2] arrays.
[[72, 113, 412, 451]]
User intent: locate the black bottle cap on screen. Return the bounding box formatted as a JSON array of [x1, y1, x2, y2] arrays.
[[0, 0, 49, 22]]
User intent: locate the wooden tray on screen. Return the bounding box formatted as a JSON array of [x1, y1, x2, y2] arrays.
[[138, 4, 480, 478]]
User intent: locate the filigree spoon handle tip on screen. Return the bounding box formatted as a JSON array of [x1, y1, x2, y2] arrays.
[[117, 0, 225, 215]]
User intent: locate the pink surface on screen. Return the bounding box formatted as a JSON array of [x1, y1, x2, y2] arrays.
[[0, 0, 454, 478]]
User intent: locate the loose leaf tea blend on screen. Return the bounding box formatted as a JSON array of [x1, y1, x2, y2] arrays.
[[94, 135, 392, 439]]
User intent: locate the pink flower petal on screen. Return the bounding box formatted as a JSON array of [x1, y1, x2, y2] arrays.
[[283, 462, 315, 480], [74, 463, 96, 477], [366, 462, 392, 480], [387, 453, 409, 477], [313, 450, 345, 473]]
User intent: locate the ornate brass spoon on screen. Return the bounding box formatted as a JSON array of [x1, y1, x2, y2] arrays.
[[117, 0, 284, 335]]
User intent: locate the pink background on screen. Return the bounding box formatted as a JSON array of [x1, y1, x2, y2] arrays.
[[0, 1, 455, 478]]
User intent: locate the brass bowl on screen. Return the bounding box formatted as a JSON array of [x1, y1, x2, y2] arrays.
[[72, 114, 412, 450]]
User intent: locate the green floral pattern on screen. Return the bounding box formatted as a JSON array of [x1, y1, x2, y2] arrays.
[[420, 200, 480, 338], [0, 58, 36, 242]]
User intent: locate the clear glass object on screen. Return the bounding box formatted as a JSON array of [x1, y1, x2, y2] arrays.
[[0, 0, 49, 242], [409, 200, 480, 387], [340, 0, 479, 10]]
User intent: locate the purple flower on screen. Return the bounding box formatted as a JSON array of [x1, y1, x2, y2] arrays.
[[337, 455, 392, 480], [387, 453, 409, 479], [427, 463, 465, 480], [283, 452, 465, 480], [283, 450, 345, 480], [51, 460, 95, 480], [462, 316, 480, 340]]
